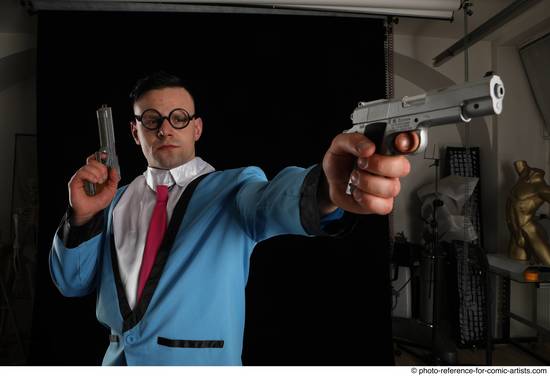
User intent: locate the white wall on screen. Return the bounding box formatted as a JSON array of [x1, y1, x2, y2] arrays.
[[392, 29, 549, 253], [494, 45, 548, 337], [494, 46, 548, 254], [393, 12, 550, 337], [392, 34, 495, 246]]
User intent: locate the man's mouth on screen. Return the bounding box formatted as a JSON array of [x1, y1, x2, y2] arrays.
[[157, 144, 178, 150]]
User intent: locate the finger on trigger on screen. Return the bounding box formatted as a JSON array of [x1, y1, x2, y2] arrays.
[[98, 151, 108, 163]]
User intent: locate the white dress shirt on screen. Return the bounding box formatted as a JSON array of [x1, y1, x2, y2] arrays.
[[112, 157, 215, 309]]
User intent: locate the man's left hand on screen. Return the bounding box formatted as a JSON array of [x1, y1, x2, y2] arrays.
[[320, 132, 411, 215]]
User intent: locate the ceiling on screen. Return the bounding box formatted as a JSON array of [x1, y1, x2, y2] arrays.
[[394, 0, 513, 38], [394, 0, 550, 47], [2, 0, 549, 47]]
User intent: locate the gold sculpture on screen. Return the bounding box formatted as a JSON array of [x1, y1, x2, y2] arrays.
[[506, 160, 550, 265]]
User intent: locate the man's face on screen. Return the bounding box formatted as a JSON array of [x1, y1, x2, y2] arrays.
[[131, 87, 202, 169]]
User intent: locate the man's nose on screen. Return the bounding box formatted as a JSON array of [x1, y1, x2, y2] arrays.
[[157, 117, 173, 136]]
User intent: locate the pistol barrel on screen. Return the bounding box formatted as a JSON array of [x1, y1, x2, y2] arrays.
[[95, 105, 120, 176], [351, 74, 504, 127], [85, 105, 120, 196], [97, 105, 116, 152], [345, 75, 505, 156]]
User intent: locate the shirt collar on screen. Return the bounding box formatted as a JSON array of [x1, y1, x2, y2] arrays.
[[143, 157, 215, 191]]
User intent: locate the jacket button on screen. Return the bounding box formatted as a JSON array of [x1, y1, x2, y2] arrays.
[[125, 335, 136, 345]]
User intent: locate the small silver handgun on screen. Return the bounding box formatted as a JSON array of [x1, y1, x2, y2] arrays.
[[84, 105, 121, 196], [344, 74, 505, 156]]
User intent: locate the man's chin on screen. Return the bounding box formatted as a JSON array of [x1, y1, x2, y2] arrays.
[[151, 155, 192, 170]]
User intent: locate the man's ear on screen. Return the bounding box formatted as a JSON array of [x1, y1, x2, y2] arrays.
[[130, 121, 140, 145], [193, 117, 203, 142]]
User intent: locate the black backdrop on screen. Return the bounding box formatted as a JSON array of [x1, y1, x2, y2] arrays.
[[32, 11, 393, 365]]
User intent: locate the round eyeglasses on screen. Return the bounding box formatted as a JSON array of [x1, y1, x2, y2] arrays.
[[134, 108, 198, 131]]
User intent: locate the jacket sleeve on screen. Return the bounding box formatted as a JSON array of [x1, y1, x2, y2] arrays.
[[49, 207, 105, 297], [235, 164, 356, 243]]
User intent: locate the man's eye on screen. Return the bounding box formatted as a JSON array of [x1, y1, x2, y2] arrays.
[[144, 116, 161, 124], [173, 115, 188, 123]]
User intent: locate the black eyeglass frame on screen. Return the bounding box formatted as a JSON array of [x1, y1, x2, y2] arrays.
[[134, 108, 198, 131]]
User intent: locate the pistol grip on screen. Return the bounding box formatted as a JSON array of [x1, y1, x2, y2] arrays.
[[362, 122, 388, 154], [84, 181, 95, 196]]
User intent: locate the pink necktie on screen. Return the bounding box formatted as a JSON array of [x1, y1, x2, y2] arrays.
[[137, 185, 169, 303]]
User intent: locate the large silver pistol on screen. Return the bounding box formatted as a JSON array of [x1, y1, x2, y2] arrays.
[[84, 105, 121, 196], [344, 74, 505, 156]]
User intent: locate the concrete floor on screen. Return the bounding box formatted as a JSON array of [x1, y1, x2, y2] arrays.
[[394, 342, 549, 366]]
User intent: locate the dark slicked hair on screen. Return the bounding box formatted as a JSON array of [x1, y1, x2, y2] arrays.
[[129, 71, 196, 111]]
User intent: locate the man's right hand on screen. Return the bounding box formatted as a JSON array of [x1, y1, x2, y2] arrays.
[[68, 153, 120, 226]]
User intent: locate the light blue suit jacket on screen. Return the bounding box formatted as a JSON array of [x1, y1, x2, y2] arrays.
[[50, 165, 344, 365]]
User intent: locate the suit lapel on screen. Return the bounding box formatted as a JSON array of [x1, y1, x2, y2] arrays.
[[109, 172, 212, 332]]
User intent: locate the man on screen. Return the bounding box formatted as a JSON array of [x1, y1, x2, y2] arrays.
[[50, 71, 410, 365]]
